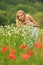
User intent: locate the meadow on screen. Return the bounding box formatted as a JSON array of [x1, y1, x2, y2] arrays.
[[0, 24, 43, 65], [0, 0, 43, 65]]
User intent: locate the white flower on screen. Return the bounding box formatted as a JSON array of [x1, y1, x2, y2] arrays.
[[14, 43, 16, 46]]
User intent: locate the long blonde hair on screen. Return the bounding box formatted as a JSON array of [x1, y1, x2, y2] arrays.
[[16, 10, 26, 28]]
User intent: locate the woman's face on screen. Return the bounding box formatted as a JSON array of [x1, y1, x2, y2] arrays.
[[17, 12, 25, 22]]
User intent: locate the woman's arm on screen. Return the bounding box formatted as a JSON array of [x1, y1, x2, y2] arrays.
[[28, 14, 39, 27]]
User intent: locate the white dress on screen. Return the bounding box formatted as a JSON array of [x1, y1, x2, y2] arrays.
[[23, 15, 39, 47]]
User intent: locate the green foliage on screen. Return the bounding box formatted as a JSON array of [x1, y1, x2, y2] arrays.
[[33, 12, 43, 29], [0, 25, 43, 65], [0, 0, 43, 28], [0, 10, 16, 26], [0, 2, 6, 10], [0, 10, 8, 26]]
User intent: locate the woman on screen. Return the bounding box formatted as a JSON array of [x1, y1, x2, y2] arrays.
[[16, 10, 39, 47], [16, 10, 39, 28]]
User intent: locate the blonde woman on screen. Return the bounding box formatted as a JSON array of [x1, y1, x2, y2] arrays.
[[16, 10, 39, 28], [16, 10, 39, 46]]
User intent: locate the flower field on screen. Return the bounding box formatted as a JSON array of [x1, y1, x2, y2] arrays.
[[0, 24, 43, 65]]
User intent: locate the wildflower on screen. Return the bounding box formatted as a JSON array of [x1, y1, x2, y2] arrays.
[[19, 44, 26, 49], [35, 42, 42, 49], [14, 43, 16, 46], [10, 49, 16, 54], [7, 46, 11, 50], [21, 53, 30, 60], [2, 46, 7, 53], [9, 54, 16, 60], [28, 50, 34, 56]]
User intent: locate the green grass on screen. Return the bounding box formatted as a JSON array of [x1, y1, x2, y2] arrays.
[[0, 25, 43, 65]]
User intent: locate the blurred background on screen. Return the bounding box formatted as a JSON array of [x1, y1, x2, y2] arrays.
[[0, 0, 43, 28]]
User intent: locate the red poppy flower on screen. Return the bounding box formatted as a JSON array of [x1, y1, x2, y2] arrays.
[[28, 50, 34, 56], [19, 44, 26, 49], [35, 42, 42, 49], [10, 49, 16, 54], [9, 54, 16, 60], [2, 47, 7, 53], [7, 46, 11, 50], [21, 53, 30, 60]]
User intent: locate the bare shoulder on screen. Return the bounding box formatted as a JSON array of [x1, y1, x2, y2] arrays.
[[26, 14, 31, 18], [26, 14, 30, 17]]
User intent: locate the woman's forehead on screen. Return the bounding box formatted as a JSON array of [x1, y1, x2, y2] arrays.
[[18, 12, 24, 16]]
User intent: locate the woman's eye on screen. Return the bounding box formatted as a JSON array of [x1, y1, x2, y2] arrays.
[[18, 15, 23, 17], [19, 16, 20, 17]]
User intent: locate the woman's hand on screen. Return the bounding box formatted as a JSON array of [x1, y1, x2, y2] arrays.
[[33, 23, 39, 27]]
